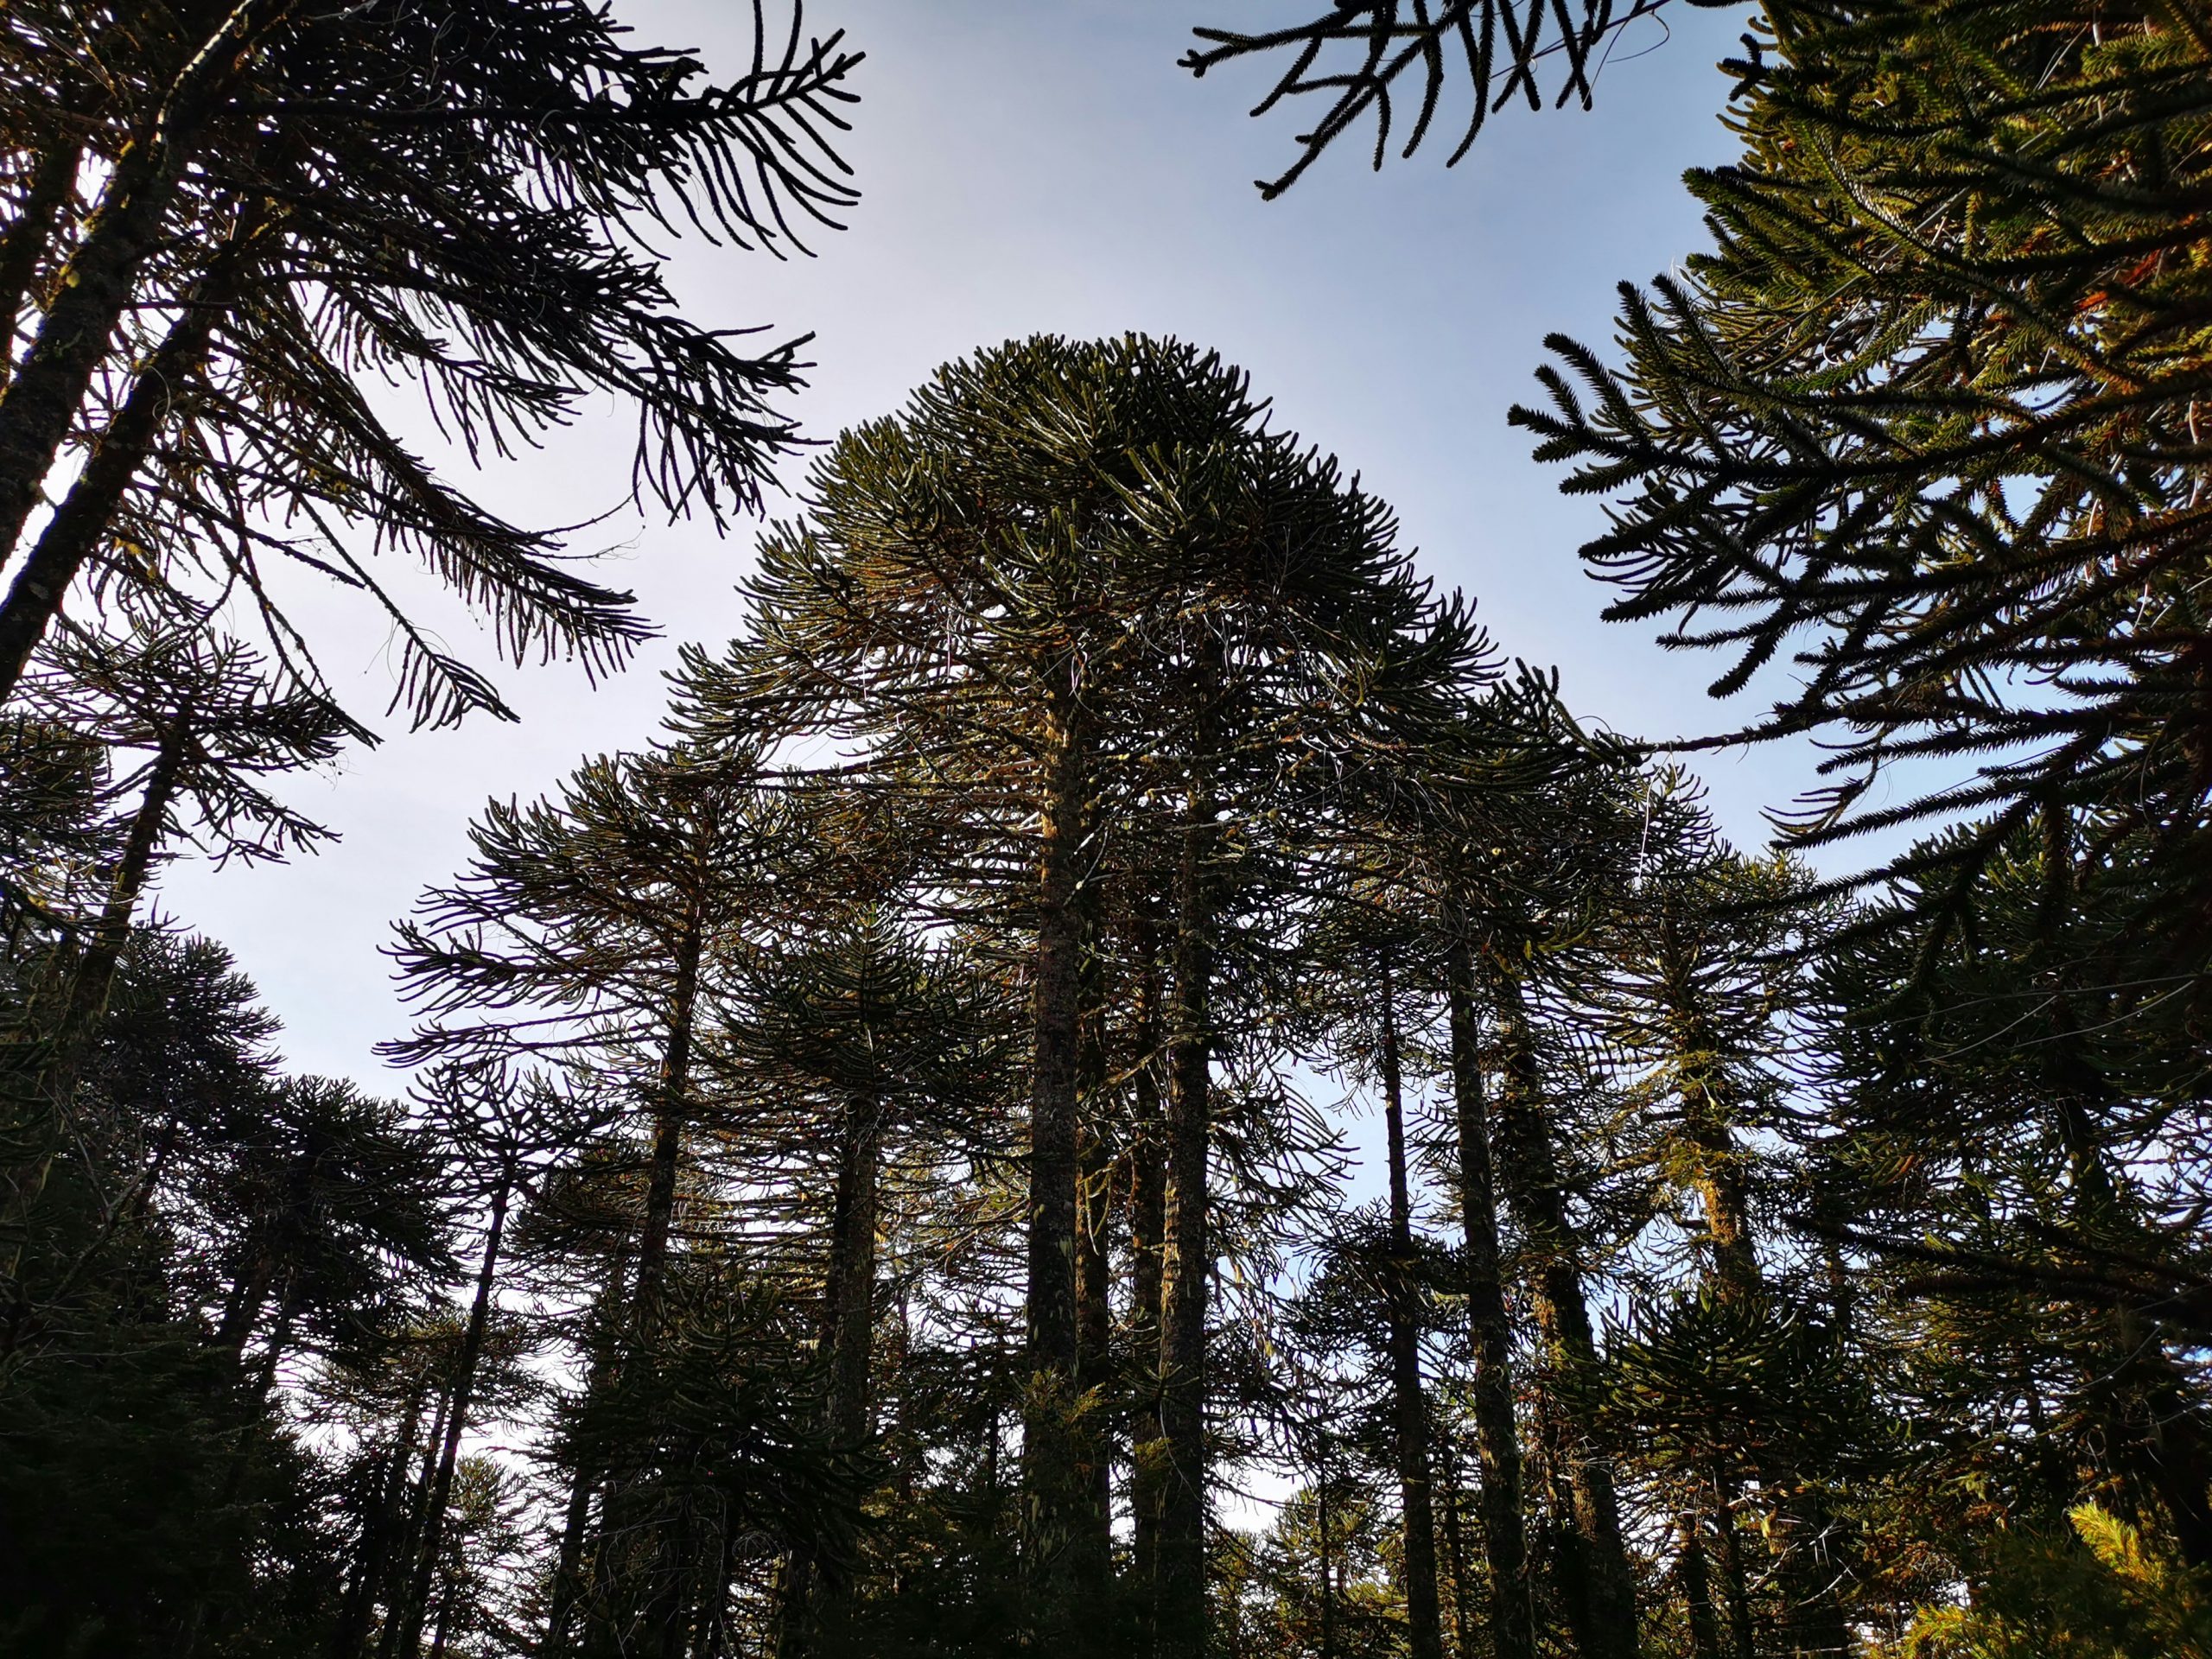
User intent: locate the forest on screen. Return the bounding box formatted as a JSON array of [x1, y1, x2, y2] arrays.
[[3, 2, 2209, 1656]]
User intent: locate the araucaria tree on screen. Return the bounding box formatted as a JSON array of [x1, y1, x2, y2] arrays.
[[17, 2, 2212, 1630], [707, 333, 1499, 1655], [0, 0, 859, 726]]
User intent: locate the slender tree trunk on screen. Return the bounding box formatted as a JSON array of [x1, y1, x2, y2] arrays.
[[216, 1239, 276, 1355], [826, 1090, 884, 1444], [378, 1391, 452, 1659], [1664, 975, 1850, 1658], [1443, 936, 1535, 1659], [1023, 701, 1092, 1640], [1679, 1512, 1722, 1659], [1490, 969, 1639, 1659], [332, 1376, 431, 1659], [395, 1167, 511, 1658], [0, 261, 237, 703], [1439, 1438, 1473, 1659], [647, 1487, 696, 1659], [0, 138, 83, 397], [1711, 1475, 1754, 1659], [604, 896, 704, 1659], [11, 711, 207, 1341], [1126, 928, 1169, 1637], [543, 1249, 632, 1657], [1156, 735, 1217, 1659], [1316, 1456, 1338, 1659], [1076, 1116, 1115, 1565], [425, 1567, 459, 1659], [632, 916, 703, 1326], [776, 1084, 883, 1658], [1071, 918, 1115, 1592], [1675, 1019, 1758, 1305], [1378, 958, 1444, 1659], [0, 0, 289, 585], [23, 705, 191, 1191]]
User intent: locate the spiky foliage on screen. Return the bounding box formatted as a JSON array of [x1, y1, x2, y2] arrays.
[[1181, 0, 1700, 197], [0, 0, 860, 726], [1514, 0, 2212, 946]]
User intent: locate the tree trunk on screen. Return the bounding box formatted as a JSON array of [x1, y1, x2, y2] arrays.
[[1443, 936, 1535, 1659], [776, 1084, 883, 1658], [1071, 910, 1115, 1589], [28, 703, 191, 1180], [0, 264, 237, 703], [1378, 958, 1445, 1659], [0, 0, 289, 578], [1674, 1012, 1758, 1304], [1490, 969, 1639, 1659], [1316, 1456, 1338, 1659], [1076, 1115, 1115, 1564], [1022, 702, 1092, 1638], [1710, 1476, 1755, 1659], [76, 710, 184, 986], [1126, 926, 1169, 1634], [825, 1090, 883, 1446], [395, 1167, 511, 1658], [1438, 1437, 1473, 1659], [1156, 749, 1217, 1659], [0, 138, 83, 397], [331, 1374, 430, 1659], [378, 1390, 452, 1659], [1679, 1512, 1722, 1659], [632, 914, 703, 1326], [543, 1249, 632, 1657]]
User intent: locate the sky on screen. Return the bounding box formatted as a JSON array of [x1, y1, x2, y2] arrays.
[[164, 0, 1792, 1092]]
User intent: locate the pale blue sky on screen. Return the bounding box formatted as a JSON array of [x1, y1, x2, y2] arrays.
[[168, 0, 1796, 1087]]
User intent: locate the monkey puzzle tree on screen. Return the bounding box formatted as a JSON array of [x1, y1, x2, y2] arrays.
[[702, 331, 1494, 1656]]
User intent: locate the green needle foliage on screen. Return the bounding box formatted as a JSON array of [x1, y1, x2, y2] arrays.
[[0, 0, 861, 727], [1513, 0, 2212, 944]]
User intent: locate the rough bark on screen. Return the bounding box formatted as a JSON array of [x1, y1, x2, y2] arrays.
[[632, 914, 703, 1327], [1125, 931, 1169, 1632], [1490, 969, 1639, 1659], [1679, 1512, 1722, 1659], [1443, 936, 1535, 1659], [0, 138, 83, 397], [395, 1167, 511, 1658], [1155, 758, 1217, 1659], [1378, 960, 1444, 1659], [1022, 703, 1092, 1637], [0, 0, 291, 571]]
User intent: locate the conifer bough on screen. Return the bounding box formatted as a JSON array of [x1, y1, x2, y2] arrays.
[[0, 0, 860, 727], [1182, 0, 1704, 197], [1512, 0, 2212, 939]]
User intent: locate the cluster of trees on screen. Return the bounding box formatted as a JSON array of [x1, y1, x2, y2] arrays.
[[3, 3, 2211, 1659]]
